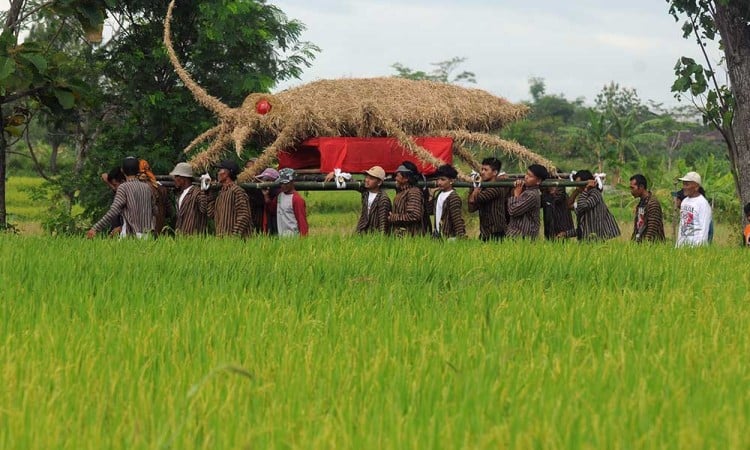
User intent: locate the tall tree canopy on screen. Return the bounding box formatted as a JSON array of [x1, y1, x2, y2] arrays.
[[0, 0, 112, 229], [1, 0, 318, 226], [668, 0, 750, 209]]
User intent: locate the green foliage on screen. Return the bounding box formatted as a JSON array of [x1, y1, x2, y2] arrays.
[[27, 177, 86, 235], [80, 0, 319, 221], [595, 82, 650, 119], [667, 1, 736, 134], [391, 57, 476, 84]]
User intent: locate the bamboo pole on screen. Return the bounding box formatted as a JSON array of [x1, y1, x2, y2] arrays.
[[157, 177, 590, 191]]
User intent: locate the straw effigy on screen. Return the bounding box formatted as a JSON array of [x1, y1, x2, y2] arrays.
[[164, 0, 554, 182]]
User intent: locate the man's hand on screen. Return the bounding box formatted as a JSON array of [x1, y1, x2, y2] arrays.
[[513, 179, 524, 197], [200, 174, 212, 191], [86, 229, 97, 239]]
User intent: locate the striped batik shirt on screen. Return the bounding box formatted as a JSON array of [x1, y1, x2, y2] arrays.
[[175, 186, 208, 235], [207, 182, 252, 237], [632, 192, 665, 242], [390, 186, 425, 236], [356, 190, 392, 234], [506, 185, 541, 239], [429, 190, 466, 238], [92, 178, 155, 235], [468, 186, 508, 238], [570, 188, 620, 240]]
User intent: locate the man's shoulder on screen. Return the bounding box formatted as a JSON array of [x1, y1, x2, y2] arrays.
[[122, 179, 151, 192], [685, 195, 710, 207]]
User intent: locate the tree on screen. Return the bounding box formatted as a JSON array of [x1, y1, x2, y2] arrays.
[[78, 0, 319, 222], [0, 0, 110, 230], [594, 82, 650, 119], [668, 0, 750, 211], [391, 57, 476, 84], [561, 109, 614, 174]]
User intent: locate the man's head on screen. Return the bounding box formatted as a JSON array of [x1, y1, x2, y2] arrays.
[[434, 164, 458, 192], [364, 165, 386, 191], [278, 168, 296, 193], [217, 159, 240, 183], [107, 166, 126, 190], [169, 162, 194, 189], [255, 168, 279, 183], [480, 157, 501, 182], [678, 171, 701, 198], [629, 174, 648, 198], [395, 161, 419, 186], [525, 164, 548, 187], [121, 157, 140, 177]]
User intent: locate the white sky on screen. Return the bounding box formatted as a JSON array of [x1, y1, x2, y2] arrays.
[[1, 0, 723, 108], [271, 0, 724, 108]]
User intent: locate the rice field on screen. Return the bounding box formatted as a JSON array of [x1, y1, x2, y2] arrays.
[[2, 234, 749, 449]]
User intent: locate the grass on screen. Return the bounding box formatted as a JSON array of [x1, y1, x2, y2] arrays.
[[1, 235, 749, 449], [5, 176, 47, 233]]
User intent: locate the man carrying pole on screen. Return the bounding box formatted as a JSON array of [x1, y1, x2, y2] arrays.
[[87, 157, 157, 239], [467, 157, 508, 241], [170, 162, 208, 235], [205, 160, 252, 237]]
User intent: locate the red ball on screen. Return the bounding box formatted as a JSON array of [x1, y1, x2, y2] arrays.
[[255, 99, 271, 115]]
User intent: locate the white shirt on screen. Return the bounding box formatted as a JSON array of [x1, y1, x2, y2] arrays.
[[367, 192, 378, 212], [178, 185, 192, 210], [277, 192, 299, 237], [677, 194, 712, 247], [435, 190, 453, 233]]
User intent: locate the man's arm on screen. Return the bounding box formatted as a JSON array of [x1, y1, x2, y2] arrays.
[[293, 194, 309, 236], [448, 194, 466, 237], [232, 189, 251, 236], [644, 198, 665, 241], [507, 191, 537, 217], [89, 186, 127, 236], [375, 193, 392, 233]]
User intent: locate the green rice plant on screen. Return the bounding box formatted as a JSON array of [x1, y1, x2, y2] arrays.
[[1, 235, 749, 449]]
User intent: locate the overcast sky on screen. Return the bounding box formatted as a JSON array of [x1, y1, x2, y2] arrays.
[[270, 0, 724, 108], [0, 0, 723, 108]]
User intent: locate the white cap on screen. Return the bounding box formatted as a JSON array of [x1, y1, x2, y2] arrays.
[[169, 162, 194, 178], [678, 171, 702, 186]]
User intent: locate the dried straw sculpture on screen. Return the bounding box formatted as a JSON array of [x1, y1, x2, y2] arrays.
[[164, 0, 556, 181]]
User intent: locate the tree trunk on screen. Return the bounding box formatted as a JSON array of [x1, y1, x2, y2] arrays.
[[714, 2, 750, 211], [49, 141, 60, 174]]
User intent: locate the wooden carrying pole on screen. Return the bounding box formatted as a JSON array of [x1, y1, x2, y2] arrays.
[[157, 176, 590, 190]]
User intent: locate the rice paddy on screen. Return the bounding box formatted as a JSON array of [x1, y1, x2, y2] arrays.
[[2, 233, 749, 449]]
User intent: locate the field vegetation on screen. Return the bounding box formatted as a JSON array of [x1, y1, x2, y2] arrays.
[[2, 233, 749, 449]]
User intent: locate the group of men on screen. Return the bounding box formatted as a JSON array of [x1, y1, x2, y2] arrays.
[[88, 157, 308, 239], [89, 156, 715, 247], [354, 157, 711, 247]]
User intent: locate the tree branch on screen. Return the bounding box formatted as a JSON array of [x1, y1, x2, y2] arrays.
[[15, 1, 56, 28], [43, 17, 67, 55], [688, 12, 728, 115], [4, 0, 26, 37], [1, 87, 43, 104], [24, 126, 51, 181]]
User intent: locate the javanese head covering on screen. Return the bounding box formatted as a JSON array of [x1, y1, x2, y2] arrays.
[[138, 159, 158, 187]]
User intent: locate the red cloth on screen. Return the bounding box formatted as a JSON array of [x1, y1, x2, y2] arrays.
[[277, 137, 453, 175]]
